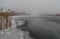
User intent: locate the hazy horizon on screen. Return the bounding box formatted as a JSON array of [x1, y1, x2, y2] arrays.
[[0, 0, 60, 16]]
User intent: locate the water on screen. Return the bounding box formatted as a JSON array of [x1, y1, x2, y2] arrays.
[[1, 16, 60, 39], [17, 16, 60, 39]]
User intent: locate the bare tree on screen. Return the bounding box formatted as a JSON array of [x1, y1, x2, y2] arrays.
[[0, 7, 3, 12]]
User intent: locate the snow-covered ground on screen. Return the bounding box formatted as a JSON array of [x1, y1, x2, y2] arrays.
[[0, 17, 32, 39]]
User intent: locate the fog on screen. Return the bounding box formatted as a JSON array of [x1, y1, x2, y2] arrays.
[[0, 0, 60, 16]]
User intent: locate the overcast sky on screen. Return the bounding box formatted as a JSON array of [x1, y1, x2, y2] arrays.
[[0, 0, 60, 16]]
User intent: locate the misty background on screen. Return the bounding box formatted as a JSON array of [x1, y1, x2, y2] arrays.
[[0, 0, 60, 39], [0, 0, 60, 16]]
